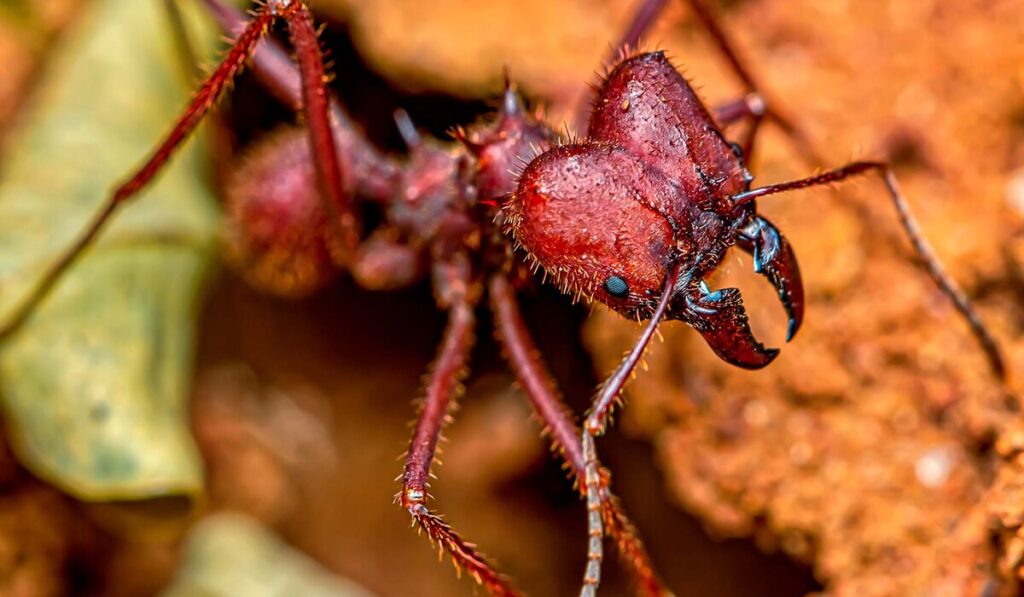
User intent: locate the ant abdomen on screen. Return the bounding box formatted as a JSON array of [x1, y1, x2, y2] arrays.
[[224, 127, 343, 298]]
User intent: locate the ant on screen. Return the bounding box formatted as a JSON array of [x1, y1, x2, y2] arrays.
[[0, 0, 1006, 595]]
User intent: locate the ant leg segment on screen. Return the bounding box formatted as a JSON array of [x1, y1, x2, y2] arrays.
[[682, 0, 762, 104], [739, 115, 764, 164], [400, 270, 516, 595], [162, 0, 238, 192], [201, 0, 398, 202], [578, 433, 604, 597], [712, 93, 767, 163], [712, 93, 765, 127], [278, 3, 359, 264], [733, 161, 1007, 380], [489, 275, 582, 467], [0, 5, 277, 341], [488, 274, 666, 597], [200, 0, 301, 109], [114, 4, 275, 203], [616, 0, 669, 56], [682, 0, 825, 167]]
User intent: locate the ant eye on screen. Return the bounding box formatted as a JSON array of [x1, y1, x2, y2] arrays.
[[604, 275, 630, 298]]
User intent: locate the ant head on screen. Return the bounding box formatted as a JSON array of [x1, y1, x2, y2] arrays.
[[506, 148, 781, 371], [505, 51, 755, 313], [506, 50, 804, 369]]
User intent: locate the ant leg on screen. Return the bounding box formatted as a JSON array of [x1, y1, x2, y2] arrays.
[[0, 4, 278, 341], [489, 274, 666, 597], [574, 262, 686, 597], [162, 0, 238, 191], [400, 259, 517, 596], [733, 161, 1007, 380], [201, 0, 301, 109], [277, 3, 359, 263], [712, 93, 766, 163], [683, 0, 825, 167], [713, 93, 764, 127], [615, 0, 669, 56], [200, 0, 398, 202]]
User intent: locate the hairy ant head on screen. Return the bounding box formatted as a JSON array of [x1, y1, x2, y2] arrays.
[[507, 51, 794, 368]]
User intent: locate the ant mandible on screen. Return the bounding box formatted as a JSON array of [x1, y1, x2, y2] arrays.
[[0, 0, 1006, 596]]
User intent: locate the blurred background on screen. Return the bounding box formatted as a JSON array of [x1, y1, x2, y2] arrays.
[[0, 0, 1022, 595]]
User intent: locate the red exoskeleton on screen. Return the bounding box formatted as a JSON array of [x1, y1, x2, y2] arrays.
[[0, 0, 1007, 595]]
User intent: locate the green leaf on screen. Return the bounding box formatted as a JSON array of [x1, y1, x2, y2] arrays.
[[0, 0, 221, 500], [163, 513, 375, 597]]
